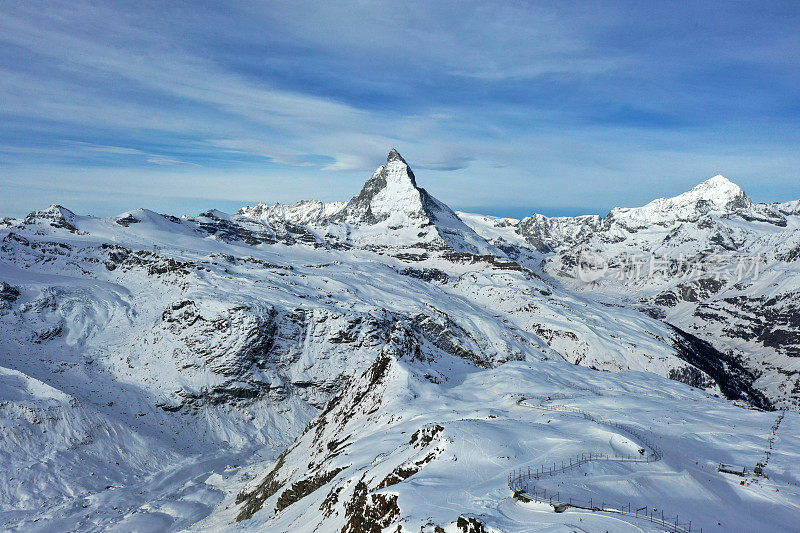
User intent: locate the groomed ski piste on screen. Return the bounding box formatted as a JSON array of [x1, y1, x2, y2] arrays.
[[511, 390, 692, 531], [492, 374, 800, 533]]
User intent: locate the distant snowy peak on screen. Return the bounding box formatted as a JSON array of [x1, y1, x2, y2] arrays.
[[517, 214, 603, 253], [23, 204, 80, 232], [606, 174, 788, 226], [771, 199, 800, 216], [681, 174, 750, 208], [624, 174, 750, 215], [238, 200, 346, 226], [461, 175, 795, 255]]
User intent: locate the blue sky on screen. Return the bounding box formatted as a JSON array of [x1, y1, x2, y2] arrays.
[[1, 1, 799, 218]]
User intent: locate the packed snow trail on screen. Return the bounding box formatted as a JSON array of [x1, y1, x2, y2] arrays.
[[509, 392, 696, 533]]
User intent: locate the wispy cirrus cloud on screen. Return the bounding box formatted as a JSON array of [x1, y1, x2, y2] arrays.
[[0, 1, 798, 217]]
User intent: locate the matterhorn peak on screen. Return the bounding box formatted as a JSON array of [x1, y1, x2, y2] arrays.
[[383, 149, 418, 188], [327, 150, 499, 254], [331, 149, 426, 225], [387, 148, 407, 164]]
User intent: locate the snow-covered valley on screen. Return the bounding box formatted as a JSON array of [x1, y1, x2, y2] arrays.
[[1, 151, 799, 531]]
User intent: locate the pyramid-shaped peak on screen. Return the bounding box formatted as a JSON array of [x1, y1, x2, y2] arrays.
[[384, 149, 417, 187], [383, 149, 417, 188], [387, 148, 407, 164], [331, 150, 423, 225], [328, 151, 499, 254]]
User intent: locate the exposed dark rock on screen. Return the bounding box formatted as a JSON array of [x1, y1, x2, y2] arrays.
[[676, 277, 726, 303], [275, 467, 345, 512], [195, 211, 278, 246], [397, 267, 450, 284], [668, 365, 714, 390], [102, 244, 203, 277], [341, 480, 400, 533], [320, 484, 344, 518], [0, 282, 20, 306], [414, 314, 490, 368], [115, 214, 140, 227], [393, 252, 429, 262], [32, 324, 63, 343], [409, 425, 443, 447], [442, 251, 522, 271], [654, 291, 679, 308], [670, 325, 772, 410], [194, 210, 322, 248], [375, 464, 420, 489], [456, 515, 487, 533], [236, 446, 292, 520]]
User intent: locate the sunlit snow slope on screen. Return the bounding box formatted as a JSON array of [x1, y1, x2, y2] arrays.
[[0, 151, 797, 531]]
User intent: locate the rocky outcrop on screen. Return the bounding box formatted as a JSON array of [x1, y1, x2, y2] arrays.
[[235, 325, 450, 529]]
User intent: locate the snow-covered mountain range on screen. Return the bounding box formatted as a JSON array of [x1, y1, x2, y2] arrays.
[[1, 151, 798, 531], [461, 174, 800, 411]]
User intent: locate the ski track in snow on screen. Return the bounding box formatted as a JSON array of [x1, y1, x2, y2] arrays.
[[513, 392, 693, 532]]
